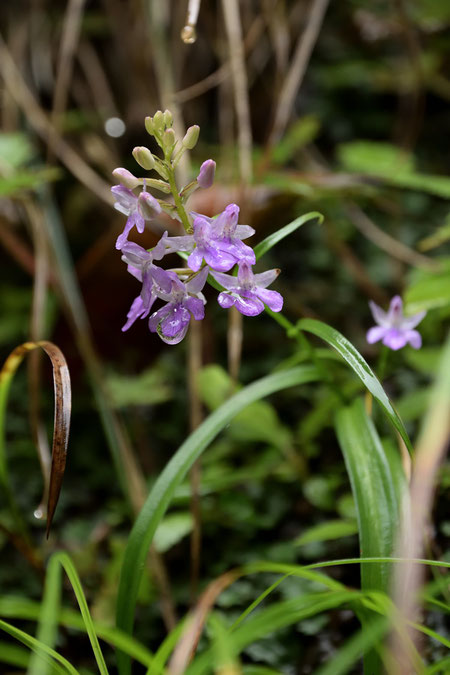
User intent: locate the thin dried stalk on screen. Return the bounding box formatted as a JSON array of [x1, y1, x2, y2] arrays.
[[267, 0, 329, 148]]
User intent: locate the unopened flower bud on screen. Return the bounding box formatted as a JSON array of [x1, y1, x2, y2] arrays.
[[132, 146, 156, 170], [163, 128, 176, 148], [182, 125, 200, 149], [152, 110, 164, 130], [112, 168, 140, 189], [138, 191, 162, 219], [144, 116, 155, 135], [197, 159, 216, 189], [163, 109, 173, 127]]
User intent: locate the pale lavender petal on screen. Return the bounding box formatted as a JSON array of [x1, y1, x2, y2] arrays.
[[211, 270, 239, 290], [187, 247, 204, 272], [368, 300, 388, 327], [186, 265, 209, 294], [217, 292, 236, 309], [219, 238, 255, 265], [184, 296, 205, 320], [127, 265, 142, 281], [197, 159, 216, 189], [111, 185, 137, 214], [116, 213, 139, 249], [405, 329, 422, 349], [122, 296, 147, 331], [138, 191, 161, 220], [134, 211, 145, 234], [366, 326, 388, 344], [386, 296, 403, 323], [234, 294, 265, 317], [166, 235, 195, 253], [253, 268, 280, 289], [151, 266, 173, 294], [400, 310, 426, 330], [121, 241, 151, 266], [237, 261, 254, 286], [235, 225, 255, 239], [203, 246, 236, 272], [382, 328, 408, 351], [256, 288, 283, 312]]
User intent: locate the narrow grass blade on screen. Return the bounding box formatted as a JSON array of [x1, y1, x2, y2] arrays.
[[297, 318, 412, 452], [116, 365, 322, 675], [254, 211, 323, 261], [0, 641, 30, 668], [0, 341, 71, 536], [28, 553, 62, 675], [0, 596, 154, 668], [335, 399, 407, 674], [0, 618, 78, 675]]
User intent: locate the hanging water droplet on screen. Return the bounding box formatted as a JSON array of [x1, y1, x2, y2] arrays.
[[181, 24, 196, 44], [34, 506, 45, 520]]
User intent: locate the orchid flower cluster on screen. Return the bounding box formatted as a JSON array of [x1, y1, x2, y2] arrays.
[[111, 110, 283, 344]]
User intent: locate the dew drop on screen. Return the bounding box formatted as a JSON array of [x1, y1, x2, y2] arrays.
[[104, 117, 126, 138], [181, 25, 196, 44], [34, 506, 45, 520]]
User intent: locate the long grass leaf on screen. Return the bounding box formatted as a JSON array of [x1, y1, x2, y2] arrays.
[[297, 318, 412, 452], [116, 365, 322, 675], [254, 211, 323, 261], [0, 618, 78, 675]]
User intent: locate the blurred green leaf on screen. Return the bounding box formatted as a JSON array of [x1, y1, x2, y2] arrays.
[[254, 212, 323, 261], [271, 116, 321, 164], [338, 140, 450, 198], [0, 132, 35, 169], [405, 266, 450, 312], [106, 368, 172, 408], [294, 519, 358, 547], [153, 512, 193, 553]]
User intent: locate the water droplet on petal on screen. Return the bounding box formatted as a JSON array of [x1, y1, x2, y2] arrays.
[[181, 25, 196, 44]]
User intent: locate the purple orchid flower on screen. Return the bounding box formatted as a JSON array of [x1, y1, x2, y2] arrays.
[[120, 237, 170, 332], [112, 185, 161, 250], [149, 266, 209, 344], [367, 295, 426, 350], [188, 204, 255, 273], [212, 261, 283, 317]]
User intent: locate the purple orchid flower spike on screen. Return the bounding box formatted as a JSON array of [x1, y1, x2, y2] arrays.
[[367, 295, 426, 350], [213, 204, 255, 266], [212, 261, 283, 317], [149, 266, 209, 344], [112, 185, 161, 250]]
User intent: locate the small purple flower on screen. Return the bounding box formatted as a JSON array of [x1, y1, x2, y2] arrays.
[[149, 266, 209, 344], [188, 204, 255, 273], [367, 295, 426, 350], [196, 160, 216, 189], [112, 185, 161, 250], [212, 261, 283, 317]]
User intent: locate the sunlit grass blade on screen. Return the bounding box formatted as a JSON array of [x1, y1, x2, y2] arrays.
[[254, 211, 323, 261], [116, 364, 322, 675], [297, 318, 413, 452], [0, 618, 78, 675], [147, 620, 185, 675], [425, 657, 450, 674], [0, 340, 71, 535]]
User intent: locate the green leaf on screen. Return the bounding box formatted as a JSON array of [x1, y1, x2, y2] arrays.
[[153, 512, 193, 553], [0, 618, 78, 675], [116, 365, 322, 675], [335, 400, 407, 675], [0, 132, 35, 168], [294, 519, 358, 547], [106, 368, 172, 408], [254, 212, 323, 261], [335, 399, 405, 592], [405, 268, 450, 313], [337, 140, 450, 198], [271, 116, 320, 164], [297, 318, 413, 452]]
